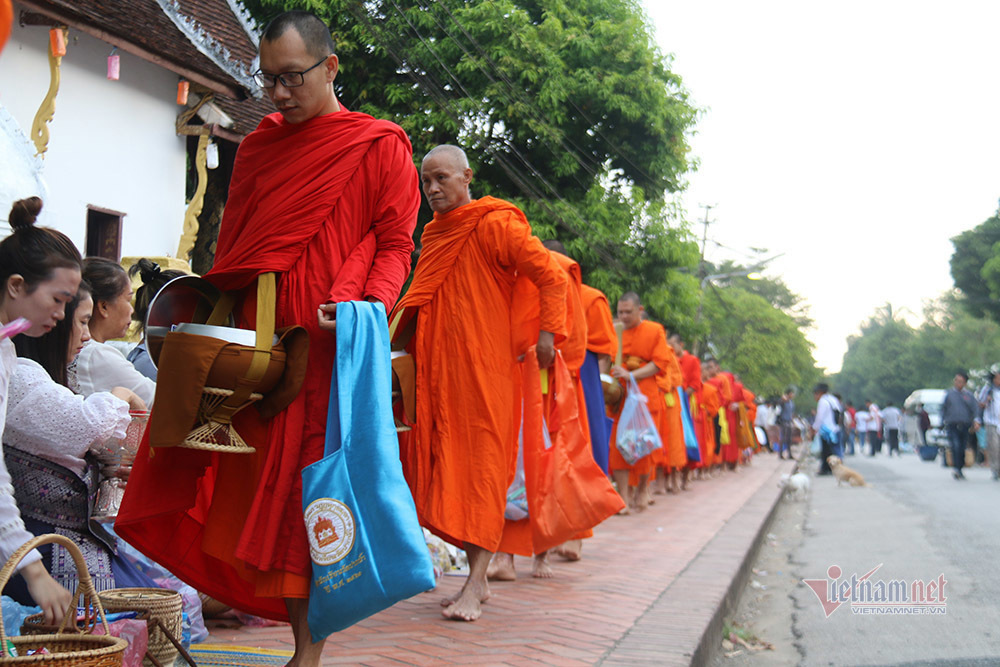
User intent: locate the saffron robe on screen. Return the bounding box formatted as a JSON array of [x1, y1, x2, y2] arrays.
[[676, 352, 703, 467], [391, 197, 567, 552], [580, 285, 617, 358], [699, 381, 722, 466], [609, 321, 671, 477], [707, 371, 738, 464], [656, 346, 686, 470], [117, 110, 420, 620], [579, 284, 616, 472]]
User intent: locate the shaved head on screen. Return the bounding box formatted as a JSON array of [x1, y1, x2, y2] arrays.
[[262, 10, 336, 59], [542, 239, 567, 256], [620, 291, 641, 306], [422, 144, 469, 169]]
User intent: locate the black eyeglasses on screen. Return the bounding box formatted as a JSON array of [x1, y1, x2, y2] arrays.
[[253, 56, 329, 89]]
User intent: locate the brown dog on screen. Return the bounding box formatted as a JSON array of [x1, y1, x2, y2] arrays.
[[826, 456, 868, 487]]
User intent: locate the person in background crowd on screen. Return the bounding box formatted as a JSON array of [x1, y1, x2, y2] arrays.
[[778, 387, 796, 460], [866, 399, 882, 456], [126, 259, 186, 380], [855, 407, 870, 456], [843, 400, 857, 455], [942, 371, 978, 480], [73, 258, 156, 406], [881, 401, 902, 457], [976, 366, 1000, 481], [918, 403, 931, 448], [812, 383, 841, 475]]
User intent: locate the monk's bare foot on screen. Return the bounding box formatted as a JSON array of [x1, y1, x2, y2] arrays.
[[617, 506, 631, 516], [531, 552, 554, 578], [653, 486, 665, 495], [554, 539, 582, 561], [485, 552, 517, 581], [442, 579, 489, 622]]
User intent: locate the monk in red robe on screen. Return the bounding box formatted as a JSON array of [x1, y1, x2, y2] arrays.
[[117, 13, 419, 665], [609, 292, 672, 512], [391, 145, 566, 622], [668, 332, 702, 484]]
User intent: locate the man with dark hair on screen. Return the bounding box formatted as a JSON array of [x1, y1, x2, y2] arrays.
[[118, 9, 420, 663], [778, 387, 796, 459], [812, 383, 841, 475], [942, 371, 978, 480], [881, 401, 902, 457]]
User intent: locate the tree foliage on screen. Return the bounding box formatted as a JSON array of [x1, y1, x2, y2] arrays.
[[950, 212, 1000, 321], [833, 297, 1000, 406], [700, 284, 819, 400]]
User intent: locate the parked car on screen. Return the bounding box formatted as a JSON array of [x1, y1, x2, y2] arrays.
[[903, 388, 947, 459]]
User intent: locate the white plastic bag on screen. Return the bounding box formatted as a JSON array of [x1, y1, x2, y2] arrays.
[[615, 375, 663, 465]]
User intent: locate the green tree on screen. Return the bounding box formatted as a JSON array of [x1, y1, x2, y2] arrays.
[[835, 305, 917, 406], [700, 285, 819, 399], [950, 212, 1000, 321]]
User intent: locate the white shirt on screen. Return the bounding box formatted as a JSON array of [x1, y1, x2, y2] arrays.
[[813, 393, 842, 434], [881, 406, 902, 430], [70, 340, 156, 406], [0, 338, 41, 571], [868, 403, 882, 431], [6, 358, 130, 476], [855, 411, 869, 433], [979, 385, 1000, 427]]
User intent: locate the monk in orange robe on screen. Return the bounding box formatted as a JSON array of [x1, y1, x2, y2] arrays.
[[117, 13, 419, 663], [654, 340, 685, 495], [699, 365, 722, 476], [488, 241, 584, 580], [391, 145, 566, 622], [704, 357, 738, 471], [668, 332, 702, 484], [554, 274, 618, 562], [609, 292, 672, 512]]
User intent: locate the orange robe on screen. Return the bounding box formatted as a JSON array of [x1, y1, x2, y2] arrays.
[[742, 388, 759, 451], [657, 347, 686, 470], [391, 197, 567, 552], [502, 252, 588, 555], [580, 285, 617, 358], [699, 382, 721, 466], [708, 372, 738, 464], [677, 352, 703, 467], [609, 321, 671, 478]]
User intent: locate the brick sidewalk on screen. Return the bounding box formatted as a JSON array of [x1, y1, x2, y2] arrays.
[[205, 454, 793, 666]]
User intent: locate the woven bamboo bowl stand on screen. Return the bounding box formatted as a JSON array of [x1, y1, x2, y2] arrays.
[[96, 589, 181, 667], [0, 535, 127, 666]]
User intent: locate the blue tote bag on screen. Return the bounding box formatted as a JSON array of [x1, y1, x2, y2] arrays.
[[302, 301, 435, 641], [679, 388, 701, 463]]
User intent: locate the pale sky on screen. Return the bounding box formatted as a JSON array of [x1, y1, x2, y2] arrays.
[[643, 1, 1000, 373]]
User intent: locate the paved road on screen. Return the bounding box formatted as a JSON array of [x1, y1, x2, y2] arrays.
[[791, 450, 1000, 666]]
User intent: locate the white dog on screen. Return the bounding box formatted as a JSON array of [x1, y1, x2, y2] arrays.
[[779, 472, 811, 501]]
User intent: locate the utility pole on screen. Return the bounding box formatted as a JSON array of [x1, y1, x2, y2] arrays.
[[697, 203, 715, 281]]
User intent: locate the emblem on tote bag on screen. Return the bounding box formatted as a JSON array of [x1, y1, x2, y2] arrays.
[[305, 498, 356, 566]]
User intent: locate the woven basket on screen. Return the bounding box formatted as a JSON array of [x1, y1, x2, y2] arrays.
[[0, 535, 127, 666], [97, 590, 181, 667]]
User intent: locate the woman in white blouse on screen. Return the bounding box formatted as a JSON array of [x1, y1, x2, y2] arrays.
[[71, 257, 156, 405], [6, 282, 155, 602], [0, 197, 76, 624]]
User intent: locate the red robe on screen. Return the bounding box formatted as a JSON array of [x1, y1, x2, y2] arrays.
[[707, 371, 738, 464], [391, 197, 567, 552], [117, 110, 419, 619]]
